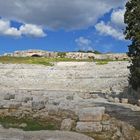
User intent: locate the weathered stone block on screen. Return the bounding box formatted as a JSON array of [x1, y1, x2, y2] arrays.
[[78, 107, 105, 122], [61, 118, 75, 131], [76, 122, 102, 132]]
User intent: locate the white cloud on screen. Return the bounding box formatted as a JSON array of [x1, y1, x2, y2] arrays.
[[4, 27, 21, 37], [20, 24, 46, 37], [75, 37, 93, 50], [111, 9, 125, 27], [0, 19, 9, 32], [0, 0, 126, 30], [0, 19, 21, 37], [95, 21, 124, 40], [0, 19, 46, 37], [95, 8, 126, 41]]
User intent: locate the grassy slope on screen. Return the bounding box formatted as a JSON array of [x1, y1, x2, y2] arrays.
[[0, 56, 93, 66], [0, 56, 128, 66]]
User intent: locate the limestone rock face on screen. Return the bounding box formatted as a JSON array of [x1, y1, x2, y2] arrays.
[[76, 122, 102, 132], [78, 107, 105, 122], [0, 61, 129, 92]]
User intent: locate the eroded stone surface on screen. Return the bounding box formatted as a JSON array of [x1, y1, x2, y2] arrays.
[[0, 128, 94, 140]]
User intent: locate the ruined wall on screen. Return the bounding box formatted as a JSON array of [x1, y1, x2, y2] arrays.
[[4, 50, 129, 60]]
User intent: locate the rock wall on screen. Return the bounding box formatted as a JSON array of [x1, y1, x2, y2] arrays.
[[66, 52, 128, 60], [0, 61, 129, 93], [3, 50, 129, 60]]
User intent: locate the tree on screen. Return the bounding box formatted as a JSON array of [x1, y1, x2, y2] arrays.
[[124, 0, 140, 91]]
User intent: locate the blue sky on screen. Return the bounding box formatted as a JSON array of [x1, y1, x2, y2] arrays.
[[0, 0, 129, 54]]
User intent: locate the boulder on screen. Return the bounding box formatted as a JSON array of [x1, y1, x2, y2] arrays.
[[76, 122, 102, 132], [61, 118, 75, 131]]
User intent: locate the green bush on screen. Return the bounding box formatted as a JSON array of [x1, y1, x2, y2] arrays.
[[57, 52, 66, 58]]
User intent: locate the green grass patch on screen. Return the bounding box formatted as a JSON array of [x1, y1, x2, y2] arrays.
[[0, 56, 94, 66], [96, 61, 109, 65], [0, 56, 129, 66], [94, 58, 129, 65], [0, 116, 58, 131]]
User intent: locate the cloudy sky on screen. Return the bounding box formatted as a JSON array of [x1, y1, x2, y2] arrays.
[[0, 0, 130, 54]]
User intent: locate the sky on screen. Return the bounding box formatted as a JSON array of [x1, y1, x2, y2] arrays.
[[0, 0, 130, 54]]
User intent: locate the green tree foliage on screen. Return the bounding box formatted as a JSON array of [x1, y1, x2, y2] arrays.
[[124, 0, 140, 90]]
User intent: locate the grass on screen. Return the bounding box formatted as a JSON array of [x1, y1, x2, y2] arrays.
[[0, 116, 58, 131], [96, 61, 109, 65], [0, 56, 94, 66], [0, 56, 129, 66], [95, 58, 129, 65]]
